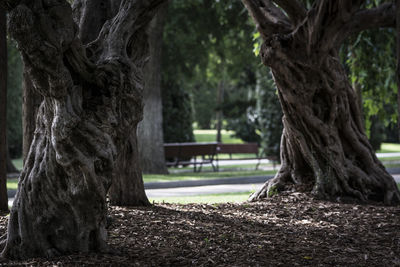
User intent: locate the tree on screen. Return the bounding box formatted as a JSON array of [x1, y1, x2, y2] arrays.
[[0, 6, 8, 211], [242, 0, 400, 204], [71, 0, 151, 206], [22, 71, 41, 163], [137, 2, 168, 174], [1, 0, 165, 259]]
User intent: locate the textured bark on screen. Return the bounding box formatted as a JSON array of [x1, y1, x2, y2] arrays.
[[243, 0, 400, 204], [0, 7, 8, 211], [1, 0, 165, 259], [109, 131, 150, 206], [22, 71, 41, 163], [74, 0, 152, 204], [137, 2, 168, 174], [397, 0, 400, 141]]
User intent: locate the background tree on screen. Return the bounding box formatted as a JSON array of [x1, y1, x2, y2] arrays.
[[137, 2, 168, 174], [242, 0, 400, 204], [6, 40, 22, 172], [1, 0, 165, 259], [0, 6, 8, 211]]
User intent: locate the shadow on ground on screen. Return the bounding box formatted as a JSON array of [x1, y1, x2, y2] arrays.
[[0, 192, 399, 266]]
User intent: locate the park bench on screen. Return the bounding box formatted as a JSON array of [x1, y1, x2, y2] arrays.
[[216, 143, 262, 170], [164, 142, 218, 172]]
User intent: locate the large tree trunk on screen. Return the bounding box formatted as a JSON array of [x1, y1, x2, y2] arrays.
[[1, 0, 164, 259], [0, 7, 8, 211], [109, 131, 150, 206], [137, 3, 168, 174], [243, 0, 400, 205], [74, 0, 152, 205], [22, 70, 41, 163]]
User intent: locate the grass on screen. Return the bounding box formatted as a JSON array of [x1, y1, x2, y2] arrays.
[[194, 129, 243, 144], [150, 191, 252, 204], [7, 178, 18, 190], [143, 170, 275, 183], [377, 143, 400, 153]]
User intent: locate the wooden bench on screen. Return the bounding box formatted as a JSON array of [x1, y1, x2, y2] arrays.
[[164, 142, 218, 172], [216, 143, 279, 170]]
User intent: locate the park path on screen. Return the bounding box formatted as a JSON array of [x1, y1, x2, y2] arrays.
[[146, 174, 400, 198]]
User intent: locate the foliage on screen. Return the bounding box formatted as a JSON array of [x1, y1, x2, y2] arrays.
[[342, 1, 398, 148], [7, 39, 23, 158], [255, 70, 283, 159], [163, 0, 269, 139], [162, 79, 194, 143]]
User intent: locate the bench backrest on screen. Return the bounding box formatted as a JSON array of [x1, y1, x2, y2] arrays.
[[164, 143, 218, 158], [217, 143, 258, 154]]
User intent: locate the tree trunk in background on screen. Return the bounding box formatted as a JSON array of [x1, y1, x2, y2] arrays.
[[1, 0, 164, 259], [22, 71, 41, 163], [137, 3, 168, 174], [0, 7, 8, 211], [215, 79, 224, 143], [243, 0, 400, 204]]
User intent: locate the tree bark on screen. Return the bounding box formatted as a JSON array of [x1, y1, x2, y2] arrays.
[[1, 0, 165, 259], [22, 70, 41, 163], [243, 0, 400, 205], [109, 131, 150, 206], [397, 0, 400, 141], [73, 0, 151, 205], [137, 2, 168, 174], [0, 6, 9, 211], [215, 80, 224, 143]]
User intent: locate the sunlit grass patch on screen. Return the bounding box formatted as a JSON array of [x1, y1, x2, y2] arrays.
[[143, 170, 275, 183], [378, 143, 400, 153], [150, 191, 252, 204], [7, 178, 18, 190]]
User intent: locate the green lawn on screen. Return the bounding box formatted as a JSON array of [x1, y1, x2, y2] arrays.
[[7, 178, 18, 190], [377, 143, 400, 153], [150, 191, 252, 204], [143, 170, 275, 183], [194, 129, 243, 144]]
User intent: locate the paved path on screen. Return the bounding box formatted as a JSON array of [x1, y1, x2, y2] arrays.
[[146, 174, 400, 198], [6, 166, 400, 203]]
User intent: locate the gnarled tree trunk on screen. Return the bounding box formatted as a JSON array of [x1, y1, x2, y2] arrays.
[[1, 0, 165, 259], [137, 2, 168, 175], [74, 0, 151, 206], [22, 70, 41, 163], [243, 0, 400, 204]]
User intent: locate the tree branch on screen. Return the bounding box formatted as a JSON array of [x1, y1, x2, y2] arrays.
[[272, 0, 307, 25], [348, 2, 396, 35], [241, 0, 292, 39], [334, 2, 395, 47], [87, 0, 166, 62]]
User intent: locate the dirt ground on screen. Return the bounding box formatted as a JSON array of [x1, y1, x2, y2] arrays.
[[0, 192, 399, 266]]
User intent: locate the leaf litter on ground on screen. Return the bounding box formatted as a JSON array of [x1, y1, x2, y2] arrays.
[[0, 192, 399, 266]]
